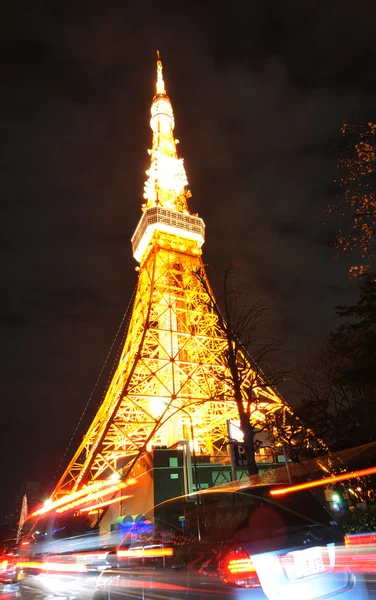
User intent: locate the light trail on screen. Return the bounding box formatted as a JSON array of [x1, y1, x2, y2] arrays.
[[270, 465, 376, 496]]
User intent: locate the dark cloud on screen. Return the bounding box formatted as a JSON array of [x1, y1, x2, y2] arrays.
[[271, 221, 307, 237], [1, 0, 375, 516]]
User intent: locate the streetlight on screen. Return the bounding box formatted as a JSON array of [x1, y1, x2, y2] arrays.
[[182, 406, 200, 493], [165, 401, 200, 493]]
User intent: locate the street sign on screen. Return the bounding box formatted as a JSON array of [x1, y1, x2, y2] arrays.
[[233, 442, 248, 467]]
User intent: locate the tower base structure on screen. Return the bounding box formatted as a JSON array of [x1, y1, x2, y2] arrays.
[[50, 233, 288, 506], [99, 445, 293, 542]]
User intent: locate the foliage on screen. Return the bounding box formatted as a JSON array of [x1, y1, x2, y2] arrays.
[[264, 407, 325, 464], [341, 505, 376, 534], [295, 275, 376, 451], [334, 122, 376, 277]]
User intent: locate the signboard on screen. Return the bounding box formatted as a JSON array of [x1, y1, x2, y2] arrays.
[[227, 420, 244, 442], [227, 420, 273, 448], [227, 420, 274, 472]]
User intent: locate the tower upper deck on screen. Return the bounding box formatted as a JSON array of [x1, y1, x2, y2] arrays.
[[132, 54, 205, 263]]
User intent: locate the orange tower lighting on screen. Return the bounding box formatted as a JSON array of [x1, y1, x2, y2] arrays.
[[49, 55, 296, 504]]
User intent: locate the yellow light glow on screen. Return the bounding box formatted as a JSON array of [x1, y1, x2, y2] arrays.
[[18, 561, 87, 574], [56, 480, 135, 514], [78, 493, 133, 513], [228, 558, 256, 574], [156, 54, 165, 95], [31, 478, 121, 517]]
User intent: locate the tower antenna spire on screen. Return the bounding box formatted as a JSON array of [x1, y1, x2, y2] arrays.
[[156, 49, 165, 95], [143, 53, 190, 213]]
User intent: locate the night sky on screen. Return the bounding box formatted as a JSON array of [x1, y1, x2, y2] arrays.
[[2, 1, 376, 518]]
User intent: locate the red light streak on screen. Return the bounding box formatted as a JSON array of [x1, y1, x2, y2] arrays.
[[0, 560, 8, 572], [105, 576, 185, 592], [332, 551, 376, 573], [270, 465, 376, 496], [346, 533, 376, 546]]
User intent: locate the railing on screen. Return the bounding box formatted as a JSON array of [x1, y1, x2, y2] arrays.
[[193, 447, 285, 467], [132, 206, 205, 260]]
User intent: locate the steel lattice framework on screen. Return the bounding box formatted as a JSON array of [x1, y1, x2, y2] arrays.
[[51, 57, 290, 502]]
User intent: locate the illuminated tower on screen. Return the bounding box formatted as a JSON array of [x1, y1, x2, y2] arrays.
[[50, 56, 289, 502]]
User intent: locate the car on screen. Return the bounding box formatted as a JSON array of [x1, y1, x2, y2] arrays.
[[0, 544, 19, 585], [17, 527, 114, 600], [17, 546, 113, 600], [94, 483, 370, 600]]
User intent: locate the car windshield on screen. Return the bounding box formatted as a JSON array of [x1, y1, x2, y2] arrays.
[[251, 487, 333, 527], [199, 486, 335, 544], [117, 486, 337, 550]]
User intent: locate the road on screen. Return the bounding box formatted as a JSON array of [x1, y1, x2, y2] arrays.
[[2, 580, 376, 599]]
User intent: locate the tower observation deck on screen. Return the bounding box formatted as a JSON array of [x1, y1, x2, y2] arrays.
[[32, 56, 295, 519]]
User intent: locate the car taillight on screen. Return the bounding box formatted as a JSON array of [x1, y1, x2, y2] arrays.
[[219, 546, 261, 588], [0, 560, 8, 573]]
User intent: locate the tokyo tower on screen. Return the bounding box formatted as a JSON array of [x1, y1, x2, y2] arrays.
[[48, 56, 291, 506]]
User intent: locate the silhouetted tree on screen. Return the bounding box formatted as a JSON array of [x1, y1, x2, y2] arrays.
[[333, 121, 376, 277], [264, 406, 322, 464], [195, 266, 294, 476], [295, 275, 376, 451]]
